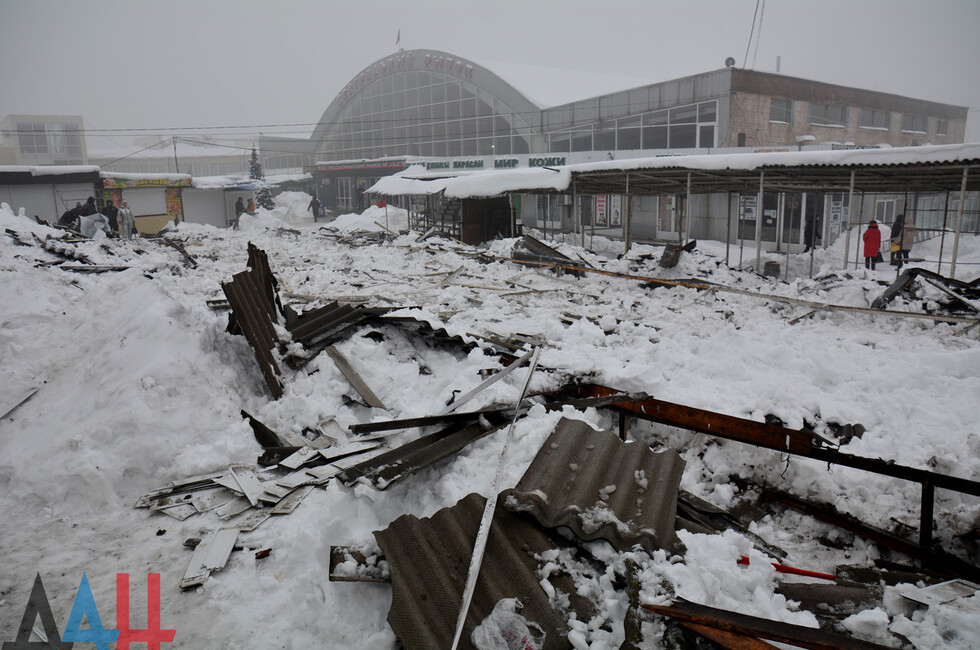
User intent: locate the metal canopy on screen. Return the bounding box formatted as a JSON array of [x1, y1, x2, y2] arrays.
[[569, 161, 980, 196]]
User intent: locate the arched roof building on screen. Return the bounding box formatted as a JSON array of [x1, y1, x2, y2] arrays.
[[309, 49, 542, 160], [305, 48, 967, 165]]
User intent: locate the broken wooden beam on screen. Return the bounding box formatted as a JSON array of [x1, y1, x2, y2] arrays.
[[642, 600, 894, 650], [325, 345, 387, 409]]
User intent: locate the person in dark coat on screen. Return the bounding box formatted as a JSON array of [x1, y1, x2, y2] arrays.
[[862, 220, 882, 270], [58, 207, 79, 227], [103, 200, 119, 234], [308, 196, 321, 222], [889, 214, 905, 265], [235, 197, 245, 218], [79, 196, 97, 217]]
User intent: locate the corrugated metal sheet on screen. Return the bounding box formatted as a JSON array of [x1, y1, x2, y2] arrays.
[[374, 492, 595, 650], [503, 417, 685, 553], [222, 244, 284, 398], [337, 415, 508, 490]]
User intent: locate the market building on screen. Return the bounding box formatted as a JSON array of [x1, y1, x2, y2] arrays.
[[288, 49, 971, 251]]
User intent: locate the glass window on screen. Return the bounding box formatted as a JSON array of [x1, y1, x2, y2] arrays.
[[478, 137, 493, 155], [494, 135, 512, 155], [617, 126, 641, 150], [669, 124, 697, 148], [432, 83, 445, 103], [644, 110, 668, 126], [550, 132, 570, 153], [446, 119, 460, 138], [461, 118, 477, 140], [477, 116, 493, 137], [643, 125, 667, 149], [450, 140, 463, 156], [462, 139, 476, 156], [393, 74, 405, 92], [447, 81, 460, 101], [769, 98, 793, 124], [808, 103, 849, 127], [594, 122, 615, 150], [571, 130, 592, 152], [445, 100, 460, 119], [669, 105, 697, 124], [461, 97, 476, 119], [513, 135, 530, 154], [859, 108, 891, 130], [698, 101, 717, 123], [698, 124, 715, 148], [900, 114, 927, 133]]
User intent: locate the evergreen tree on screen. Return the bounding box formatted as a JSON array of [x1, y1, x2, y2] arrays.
[[248, 147, 275, 210]]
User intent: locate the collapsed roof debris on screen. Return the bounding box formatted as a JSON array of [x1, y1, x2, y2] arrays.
[[872, 266, 980, 314], [502, 417, 686, 554], [643, 600, 894, 650], [373, 492, 596, 650]]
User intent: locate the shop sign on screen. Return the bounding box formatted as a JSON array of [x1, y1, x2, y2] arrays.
[[102, 177, 190, 189], [494, 159, 519, 169], [528, 156, 566, 167], [453, 159, 483, 169]]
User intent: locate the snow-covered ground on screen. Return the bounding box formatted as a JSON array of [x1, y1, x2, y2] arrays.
[[1, 193, 978, 649]]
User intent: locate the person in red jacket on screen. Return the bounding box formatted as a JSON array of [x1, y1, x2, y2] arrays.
[[863, 220, 882, 270]]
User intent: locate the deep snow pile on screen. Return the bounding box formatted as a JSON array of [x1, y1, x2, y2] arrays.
[[1, 196, 978, 649]]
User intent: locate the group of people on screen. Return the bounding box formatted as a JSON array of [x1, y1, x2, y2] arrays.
[[57, 196, 136, 239], [862, 213, 916, 270], [234, 196, 257, 229]]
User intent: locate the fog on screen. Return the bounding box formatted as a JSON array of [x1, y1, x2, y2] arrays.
[[1, 0, 978, 154]]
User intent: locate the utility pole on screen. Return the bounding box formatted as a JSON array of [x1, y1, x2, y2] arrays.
[[172, 136, 180, 173]]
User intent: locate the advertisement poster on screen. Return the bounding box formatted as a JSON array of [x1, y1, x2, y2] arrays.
[[596, 195, 607, 226], [165, 187, 183, 222], [610, 195, 621, 227]]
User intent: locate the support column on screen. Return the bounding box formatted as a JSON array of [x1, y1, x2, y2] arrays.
[[949, 166, 969, 279], [755, 172, 764, 272], [842, 171, 856, 269]]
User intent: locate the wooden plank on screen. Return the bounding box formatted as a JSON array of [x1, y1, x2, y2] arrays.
[[325, 345, 387, 409], [439, 347, 534, 415], [643, 601, 895, 650], [181, 528, 239, 590], [270, 485, 315, 514], [680, 622, 777, 649]]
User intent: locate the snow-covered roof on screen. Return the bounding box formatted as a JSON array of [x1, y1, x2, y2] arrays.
[[368, 143, 980, 199], [265, 172, 311, 185], [191, 175, 274, 190], [368, 166, 571, 199], [0, 165, 101, 176], [99, 171, 192, 182], [566, 142, 980, 174]]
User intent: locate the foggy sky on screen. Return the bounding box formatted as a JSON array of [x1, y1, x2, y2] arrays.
[[2, 0, 978, 154]]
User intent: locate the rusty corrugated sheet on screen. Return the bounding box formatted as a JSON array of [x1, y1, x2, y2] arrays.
[[374, 492, 595, 650], [222, 270, 284, 399], [503, 417, 685, 553]]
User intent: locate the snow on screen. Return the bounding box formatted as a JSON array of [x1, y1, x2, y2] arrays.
[[366, 143, 980, 200], [1, 194, 979, 648], [100, 171, 192, 182], [0, 164, 101, 176]]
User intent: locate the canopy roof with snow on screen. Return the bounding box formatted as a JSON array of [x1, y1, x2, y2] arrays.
[[368, 143, 980, 199]]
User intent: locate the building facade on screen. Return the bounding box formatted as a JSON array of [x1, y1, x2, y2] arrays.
[[0, 114, 88, 166], [299, 50, 971, 251]]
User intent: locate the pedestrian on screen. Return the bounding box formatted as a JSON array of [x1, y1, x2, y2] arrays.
[[235, 197, 245, 218], [889, 213, 905, 265], [247, 198, 256, 215], [79, 196, 97, 217], [58, 206, 80, 228], [118, 201, 135, 239], [308, 195, 321, 222], [898, 213, 916, 262], [803, 213, 817, 252], [103, 200, 119, 235], [862, 220, 882, 270]]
